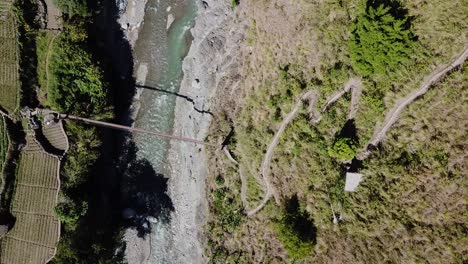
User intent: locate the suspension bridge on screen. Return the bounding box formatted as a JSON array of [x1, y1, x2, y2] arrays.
[[34, 108, 218, 147]]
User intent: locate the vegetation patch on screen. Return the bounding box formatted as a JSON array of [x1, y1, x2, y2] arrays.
[[48, 25, 109, 115], [349, 0, 416, 76], [273, 195, 316, 260], [205, 0, 467, 262]]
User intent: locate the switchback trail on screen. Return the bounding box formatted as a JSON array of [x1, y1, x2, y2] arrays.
[[311, 78, 361, 123], [359, 47, 468, 159], [222, 90, 317, 217], [223, 147, 249, 208], [225, 78, 362, 217], [322, 78, 361, 112], [246, 90, 317, 216]]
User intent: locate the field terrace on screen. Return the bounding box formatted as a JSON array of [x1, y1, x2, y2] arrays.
[[0, 119, 68, 263]]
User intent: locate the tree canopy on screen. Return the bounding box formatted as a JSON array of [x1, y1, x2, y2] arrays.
[[349, 3, 415, 76], [328, 137, 357, 161], [49, 27, 109, 115]]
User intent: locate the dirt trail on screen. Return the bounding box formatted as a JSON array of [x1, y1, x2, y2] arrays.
[[246, 90, 317, 217], [322, 78, 361, 112], [44, 0, 62, 30], [222, 147, 249, 208], [224, 78, 361, 217], [360, 47, 468, 159], [348, 79, 362, 119]]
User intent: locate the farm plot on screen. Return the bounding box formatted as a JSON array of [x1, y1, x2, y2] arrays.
[[0, 133, 61, 264], [42, 120, 69, 153], [0, 1, 13, 20], [0, 2, 20, 114]]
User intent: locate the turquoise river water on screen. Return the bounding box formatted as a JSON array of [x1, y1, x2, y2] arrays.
[[131, 0, 197, 261]]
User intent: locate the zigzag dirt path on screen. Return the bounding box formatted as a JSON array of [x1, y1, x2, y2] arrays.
[[359, 47, 468, 159], [224, 78, 362, 217], [223, 90, 317, 217]]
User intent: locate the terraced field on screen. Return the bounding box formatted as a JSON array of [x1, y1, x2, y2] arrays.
[[0, 132, 62, 263], [0, 0, 19, 113], [42, 120, 69, 153]]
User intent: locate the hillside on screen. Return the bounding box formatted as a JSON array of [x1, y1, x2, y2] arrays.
[[204, 0, 467, 262]]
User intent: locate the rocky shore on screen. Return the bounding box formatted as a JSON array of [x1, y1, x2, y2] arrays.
[[167, 0, 247, 262], [117, 0, 148, 47], [117, 0, 247, 262]]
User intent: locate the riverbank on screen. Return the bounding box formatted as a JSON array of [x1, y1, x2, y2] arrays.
[[117, 0, 244, 261], [167, 0, 246, 262]]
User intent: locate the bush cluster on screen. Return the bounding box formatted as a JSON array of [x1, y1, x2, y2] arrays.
[[349, 2, 415, 76]]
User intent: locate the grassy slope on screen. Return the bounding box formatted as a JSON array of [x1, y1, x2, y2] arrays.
[[206, 0, 467, 262]]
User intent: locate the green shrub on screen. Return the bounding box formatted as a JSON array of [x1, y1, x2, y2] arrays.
[[211, 187, 245, 232], [231, 0, 239, 8], [349, 2, 415, 76], [328, 137, 357, 161], [55, 200, 88, 230]]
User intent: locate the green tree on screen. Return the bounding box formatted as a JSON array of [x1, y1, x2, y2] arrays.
[[49, 26, 109, 115], [328, 137, 357, 161], [349, 3, 415, 76], [55, 200, 88, 230]]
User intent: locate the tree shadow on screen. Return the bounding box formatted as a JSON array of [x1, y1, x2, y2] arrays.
[[284, 195, 317, 244], [17, 0, 40, 109], [120, 139, 174, 237], [366, 0, 415, 33], [0, 119, 24, 233], [51, 0, 139, 262], [337, 119, 358, 142]]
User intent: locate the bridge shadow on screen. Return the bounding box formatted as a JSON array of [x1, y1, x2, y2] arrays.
[[136, 84, 214, 116]]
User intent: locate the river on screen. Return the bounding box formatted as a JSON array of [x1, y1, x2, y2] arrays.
[[129, 0, 198, 262]]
